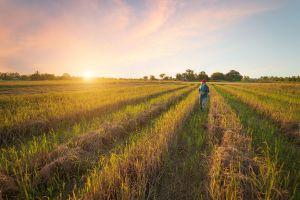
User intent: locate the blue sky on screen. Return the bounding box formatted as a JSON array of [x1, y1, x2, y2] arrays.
[[0, 0, 299, 78]]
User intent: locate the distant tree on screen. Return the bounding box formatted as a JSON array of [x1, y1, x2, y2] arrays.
[[0, 72, 21, 80], [184, 69, 196, 81], [197, 71, 209, 81], [225, 70, 243, 81], [30, 70, 40, 80], [242, 76, 251, 82], [30, 71, 56, 80], [163, 76, 170, 80], [211, 72, 225, 81], [159, 73, 166, 79], [175, 73, 183, 81], [62, 73, 71, 79], [150, 75, 156, 80], [143, 76, 148, 80]]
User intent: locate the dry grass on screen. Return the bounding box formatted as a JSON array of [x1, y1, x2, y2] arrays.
[[1, 82, 187, 146], [73, 90, 198, 199], [208, 86, 261, 200], [0, 84, 194, 199], [216, 84, 300, 143]]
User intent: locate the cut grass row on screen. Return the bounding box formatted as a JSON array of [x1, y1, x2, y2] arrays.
[[224, 84, 300, 105], [215, 84, 300, 143], [73, 90, 198, 199], [148, 101, 211, 199], [208, 86, 261, 199], [214, 85, 300, 199], [0, 86, 195, 199], [1, 84, 188, 146], [216, 82, 300, 98]]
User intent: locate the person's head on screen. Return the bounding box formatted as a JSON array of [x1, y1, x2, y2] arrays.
[[201, 80, 206, 84]]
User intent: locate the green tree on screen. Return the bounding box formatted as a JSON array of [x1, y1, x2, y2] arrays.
[[185, 69, 196, 81], [159, 73, 166, 79], [175, 73, 183, 81], [197, 71, 209, 81], [150, 75, 156, 80], [211, 72, 225, 81], [225, 70, 243, 81]]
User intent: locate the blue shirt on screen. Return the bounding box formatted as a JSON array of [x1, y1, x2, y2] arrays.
[[199, 84, 209, 97]]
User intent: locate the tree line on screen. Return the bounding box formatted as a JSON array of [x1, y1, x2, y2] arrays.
[[1, 69, 299, 82], [0, 71, 74, 81], [143, 69, 300, 82], [143, 69, 244, 82]]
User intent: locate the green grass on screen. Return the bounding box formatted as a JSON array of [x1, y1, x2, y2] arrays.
[[149, 103, 211, 199]]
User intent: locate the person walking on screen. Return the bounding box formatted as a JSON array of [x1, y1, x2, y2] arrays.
[[199, 80, 209, 111]]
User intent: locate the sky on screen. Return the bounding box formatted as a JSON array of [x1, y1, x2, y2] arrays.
[[0, 0, 299, 78]]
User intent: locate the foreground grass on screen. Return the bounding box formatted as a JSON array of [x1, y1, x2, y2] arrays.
[[73, 90, 198, 199], [215, 85, 300, 199], [208, 86, 262, 200], [149, 103, 211, 199], [0, 86, 194, 199]]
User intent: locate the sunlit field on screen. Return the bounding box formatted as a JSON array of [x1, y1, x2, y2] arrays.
[[0, 80, 299, 199]]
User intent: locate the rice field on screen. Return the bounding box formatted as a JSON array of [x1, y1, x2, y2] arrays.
[[0, 80, 299, 199]]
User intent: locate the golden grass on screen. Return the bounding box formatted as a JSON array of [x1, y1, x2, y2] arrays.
[[1, 83, 187, 146], [73, 90, 198, 199], [0, 85, 195, 199], [208, 86, 261, 199]]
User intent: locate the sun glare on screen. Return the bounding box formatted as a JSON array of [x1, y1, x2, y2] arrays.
[[83, 71, 93, 79]]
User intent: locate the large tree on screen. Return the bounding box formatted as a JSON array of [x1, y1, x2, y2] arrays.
[[197, 71, 209, 81], [211, 72, 225, 81], [175, 73, 183, 81], [184, 69, 196, 81], [225, 70, 243, 81]]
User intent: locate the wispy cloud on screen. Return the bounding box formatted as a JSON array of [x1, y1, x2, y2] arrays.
[[0, 0, 280, 75]]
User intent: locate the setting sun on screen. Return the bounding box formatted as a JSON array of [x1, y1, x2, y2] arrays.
[[83, 71, 93, 79]]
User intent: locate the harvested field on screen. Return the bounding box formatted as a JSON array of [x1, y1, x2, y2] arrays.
[[0, 80, 299, 199]]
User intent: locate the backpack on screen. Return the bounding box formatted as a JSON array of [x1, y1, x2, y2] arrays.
[[200, 84, 209, 95]]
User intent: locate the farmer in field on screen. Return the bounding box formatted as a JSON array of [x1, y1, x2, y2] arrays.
[[199, 80, 209, 111]]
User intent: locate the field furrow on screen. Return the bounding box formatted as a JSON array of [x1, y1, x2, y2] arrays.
[[73, 90, 198, 199], [0, 86, 195, 199]]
